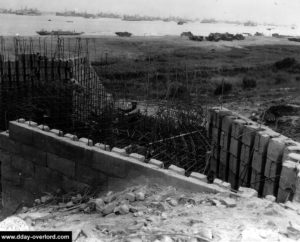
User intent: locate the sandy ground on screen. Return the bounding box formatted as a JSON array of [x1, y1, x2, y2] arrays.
[[2, 185, 300, 242]]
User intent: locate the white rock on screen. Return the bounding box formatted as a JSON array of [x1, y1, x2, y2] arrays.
[[118, 204, 130, 215], [102, 203, 117, 215], [135, 192, 145, 201], [66, 201, 74, 208], [125, 192, 136, 202], [95, 198, 105, 212]]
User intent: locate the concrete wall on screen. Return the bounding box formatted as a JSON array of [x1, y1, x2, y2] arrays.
[[208, 107, 300, 202], [0, 120, 241, 213]]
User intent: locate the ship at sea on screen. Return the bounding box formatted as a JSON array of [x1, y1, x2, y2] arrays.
[[15, 7, 41, 16], [36, 30, 84, 36]]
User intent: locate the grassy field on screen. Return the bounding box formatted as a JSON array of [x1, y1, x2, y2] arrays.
[[1, 35, 300, 140]]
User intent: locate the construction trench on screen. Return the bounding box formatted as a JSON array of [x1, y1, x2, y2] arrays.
[[0, 37, 300, 216]]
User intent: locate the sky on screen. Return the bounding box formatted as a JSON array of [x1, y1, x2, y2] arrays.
[[0, 0, 299, 25]]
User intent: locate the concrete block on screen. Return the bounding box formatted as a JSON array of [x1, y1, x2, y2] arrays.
[[241, 124, 260, 146], [240, 144, 251, 163], [111, 147, 128, 156], [220, 149, 228, 165], [211, 144, 218, 159], [263, 179, 275, 197], [212, 127, 219, 143], [288, 153, 300, 163], [216, 109, 233, 128], [239, 159, 250, 186], [46, 136, 89, 163], [267, 136, 288, 162], [148, 159, 164, 168], [64, 133, 79, 141], [95, 143, 110, 151], [37, 125, 50, 131], [277, 160, 298, 202], [294, 172, 300, 203], [34, 164, 63, 191], [129, 153, 145, 162], [9, 122, 33, 146], [92, 150, 127, 178], [2, 162, 22, 186], [47, 153, 76, 178], [16, 118, 26, 123], [231, 119, 247, 139], [77, 165, 107, 187], [25, 121, 37, 127], [20, 144, 47, 166], [228, 170, 236, 189], [221, 115, 236, 133], [79, 137, 93, 146], [238, 187, 258, 198], [189, 172, 207, 182], [283, 145, 300, 162], [168, 165, 185, 175], [218, 162, 226, 180], [254, 131, 270, 154], [264, 158, 278, 178], [220, 131, 225, 148], [252, 152, 264, 172], [11, 154, 34, 177], [210, 157, 218, 173], [50, 129, 63, 136], [229, 154, 238, 174], [229, 138, 239, 156], [250, 169, 261, 192], [0, 151, 11, 164], [0, 132, 21, 154]]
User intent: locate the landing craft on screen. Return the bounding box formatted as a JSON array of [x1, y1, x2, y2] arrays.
[[36, 30, 84, 36]]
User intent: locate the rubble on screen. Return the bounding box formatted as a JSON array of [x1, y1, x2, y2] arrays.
[[2, 184, 300, 241]]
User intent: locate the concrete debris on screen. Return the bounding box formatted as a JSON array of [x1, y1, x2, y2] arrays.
[[286, 222, 300, 240], [166, 198, 178, 207], [135, 192, 145, 201], [66, 201, 74, 208], [125, 192, 136, 202], [94, 198, 105, 212], [116, 204, 130, 215], [189, 224, 213, 240], [34, 199, 41, 205], [220, 198, 237, 208], [5, 184, 300, 241], [40, 195, 53, 204], [265, 195, 276, 202]]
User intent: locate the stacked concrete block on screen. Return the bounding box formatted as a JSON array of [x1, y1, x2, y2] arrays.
[[238, 124, 260, 187], [263, 135, 291, 197], [208, 107, 233, 178], [277, 143, 300, 202], [228, 119, 247, 189], [219, 115, 236, 182]]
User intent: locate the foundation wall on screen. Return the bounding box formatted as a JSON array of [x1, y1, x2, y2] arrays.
[[208, 107, 300, 202], [0, 120, 236, 213]]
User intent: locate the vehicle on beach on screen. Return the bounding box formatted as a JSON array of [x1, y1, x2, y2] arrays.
[[36, 30, 84, 36], [115, 32, 132, 37]]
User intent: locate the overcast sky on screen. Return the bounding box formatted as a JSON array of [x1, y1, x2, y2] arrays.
[[0, 0, 299, 25]]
